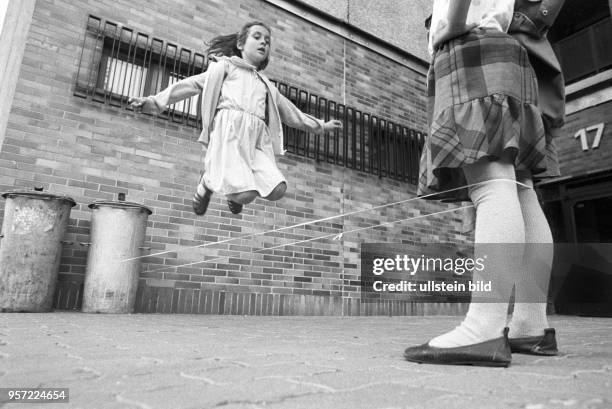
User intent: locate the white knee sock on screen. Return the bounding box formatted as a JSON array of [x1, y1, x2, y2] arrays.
[[508, 185, 552, 338], [196, 183, 207, 196], [429, 179, 524, 347]]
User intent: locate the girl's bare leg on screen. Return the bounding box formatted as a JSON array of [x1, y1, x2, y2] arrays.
[[227, 190, 258, 205], [264, 182, 287, 201]]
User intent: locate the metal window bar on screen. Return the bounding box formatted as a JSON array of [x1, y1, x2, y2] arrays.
[[75, 15, 424, 184], [339, 104, 347, 167], [75, 16, 100, 98], [117, 27, 134, 106], [298, 90, 309, 157], [123, 31, 137, 103], [309, 93, 318, 160], [390, 122, 395, 178], [290, 86, 301, 154], [388, 121, 394, 178], [368, 115, 376, 175], [315, 97, 327, 163], [346, 107, 354, 168], [396, 127, 403, 181], [102, 22, 120, 105], [409, 130, 420, 185], [402, 128, 410, 183], [159, 43, 175, 121], [168, 45, 182, 123], [369, 116, 375, 174], [390, 121, 395, 178], [350, 108, 357, 169], [380, 119, 387, 177], [329, 101, 337, 165], [134, 33, 151, 105], [360, 113, 367, 172], [169, 49, 185, 123], [149, 38, 164, 95]]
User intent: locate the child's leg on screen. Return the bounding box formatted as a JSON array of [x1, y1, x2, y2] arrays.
[[263, 182, 287, 201], [195, 173, 212, 196], [226, 190, 259, 205], [193, 175, 213, 216], [429, 152, 524, 348], [508, 173, 553, 337]]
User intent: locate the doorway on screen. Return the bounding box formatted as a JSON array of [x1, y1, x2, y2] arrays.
[[540, 173, 612, 316]]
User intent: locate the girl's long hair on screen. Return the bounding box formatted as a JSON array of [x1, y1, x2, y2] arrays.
[[205, 21, 271, 70]]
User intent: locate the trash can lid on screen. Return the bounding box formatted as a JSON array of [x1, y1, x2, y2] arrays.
[[2, 190, 76, 207], [88, 200, 152, 215]]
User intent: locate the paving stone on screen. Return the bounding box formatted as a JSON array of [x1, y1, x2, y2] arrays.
[[0, 313, 610, 408]]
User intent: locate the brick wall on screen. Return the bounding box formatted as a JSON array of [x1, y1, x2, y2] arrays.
[[0, 0, 467, 315]]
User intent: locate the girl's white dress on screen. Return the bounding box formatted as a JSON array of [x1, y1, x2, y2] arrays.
[[146, 56, 325, 198], [203, 61, 280, 196]]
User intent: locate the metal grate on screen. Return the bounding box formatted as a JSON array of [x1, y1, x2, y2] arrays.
[[272, 80, 424, 183], [75, 15, 424, 184], [75, 15, 204, 127], [553, 17, 612, 84]]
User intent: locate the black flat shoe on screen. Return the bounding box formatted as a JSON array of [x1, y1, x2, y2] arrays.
[[403, 327, 512, 367], [509, 328, 558, 356], [192, 187, 212, 216], [227, 200, 243, 214]]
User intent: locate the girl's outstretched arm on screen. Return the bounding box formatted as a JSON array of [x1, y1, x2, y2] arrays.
[[275, 90, 342, 134], [128, 60, 226, 114], [128, 72, 207, 114]]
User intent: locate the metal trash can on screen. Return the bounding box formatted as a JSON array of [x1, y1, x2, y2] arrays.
[[82, 196, 152, 313], [0, 188, 76, 312]]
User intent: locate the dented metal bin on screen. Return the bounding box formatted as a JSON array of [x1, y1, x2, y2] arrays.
[[82, 199, 152, 313], [0, 189, 76, 312]]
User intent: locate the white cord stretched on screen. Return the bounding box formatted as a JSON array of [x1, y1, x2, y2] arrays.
[[122, 178, 525, 263], [139, 204, 475, 275]]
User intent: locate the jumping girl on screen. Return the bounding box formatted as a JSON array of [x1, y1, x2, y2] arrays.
[[129, 21, 342, 215]]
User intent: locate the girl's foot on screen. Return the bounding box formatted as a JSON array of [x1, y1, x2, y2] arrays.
[[428, 322, 505, 348], [507, 303, 550, 338], [428, 303, 508, 348], [508, 328, 558, 355], [227, 200, 243, 214], [193, 185, 213, 215], [404, 327, 512, 367]]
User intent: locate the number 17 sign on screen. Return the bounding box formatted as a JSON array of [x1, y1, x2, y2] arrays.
[[574, 123, 605, 151]]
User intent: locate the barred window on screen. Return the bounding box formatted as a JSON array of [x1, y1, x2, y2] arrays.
[[274, 81, 424, 184], [74, 15, 424, 184], [99, 56, 148, 97], [75, 15, 203, 126]]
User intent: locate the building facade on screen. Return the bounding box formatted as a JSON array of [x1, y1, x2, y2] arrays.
[[4, 0, 607, 317], [0, 0, 470, 315], [539, 0, 612, 315]]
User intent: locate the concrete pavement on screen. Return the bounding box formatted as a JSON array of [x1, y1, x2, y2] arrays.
[[1, 313, 611, 409]]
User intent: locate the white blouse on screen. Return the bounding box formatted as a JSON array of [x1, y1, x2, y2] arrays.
[[428, 0, 515, 55]]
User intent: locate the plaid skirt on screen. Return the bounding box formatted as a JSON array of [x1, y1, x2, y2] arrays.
[[417, 29, 560, 202]]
